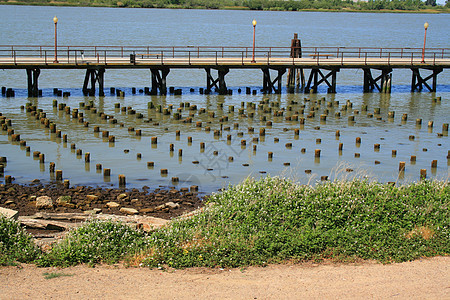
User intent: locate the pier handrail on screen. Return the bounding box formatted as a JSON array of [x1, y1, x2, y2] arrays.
[[0, 45, 449, 67]]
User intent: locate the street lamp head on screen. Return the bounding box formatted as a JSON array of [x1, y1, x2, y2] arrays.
[[424, 22, 429, 30], [53, 16, 58, 24], [252, 19, 257, 27]]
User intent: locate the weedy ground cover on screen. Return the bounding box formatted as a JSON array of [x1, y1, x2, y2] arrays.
[[36, 219, 149, 267], [1, 177, 448, 268], [0, 215, 40, 266], [138, 177, 449, 268]]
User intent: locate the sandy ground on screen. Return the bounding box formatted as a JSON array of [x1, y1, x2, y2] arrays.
[[1, 257, 448, 299]]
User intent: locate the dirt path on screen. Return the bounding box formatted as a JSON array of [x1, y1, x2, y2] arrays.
[[1, 257, 448, 299]]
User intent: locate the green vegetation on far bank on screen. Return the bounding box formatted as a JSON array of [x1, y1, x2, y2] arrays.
[[1, 0, 449, 12], [1, 177, 449, 268]]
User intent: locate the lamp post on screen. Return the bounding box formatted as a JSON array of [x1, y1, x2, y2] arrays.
[[421, 22, 429, 63], [53, 16, 58, 63], [251, 19, 257, 63]]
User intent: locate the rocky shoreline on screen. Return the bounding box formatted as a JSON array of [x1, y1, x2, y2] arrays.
[[0, 182, 205, 220]]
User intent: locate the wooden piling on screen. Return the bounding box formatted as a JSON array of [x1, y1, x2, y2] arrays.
[[400, 113, 408, 122], [315, 149, 321, 157], [119, 174, 126, 187], [85, 152, 90, 163], [399, 161, 405, 172], [431, 160, 437, 168], [56, 170, 63, 181], [420, 169, 427, 180]]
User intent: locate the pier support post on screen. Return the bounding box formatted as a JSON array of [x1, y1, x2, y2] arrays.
[[363, 68, 392, 93], [262, 67, 286, 94], [26, 68, 40, 97], [205, 67, 229, 95], [304, 68, 339, 94], [287, 33, 305, 91], [150, 67, 170, 95], [411, 67, 442, 92], [83, 68, 105, 96]]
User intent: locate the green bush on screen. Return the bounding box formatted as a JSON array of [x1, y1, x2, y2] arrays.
[[0, 216, 40, 265], [37, 219, 149, 267], [140, 177, 449, 268]]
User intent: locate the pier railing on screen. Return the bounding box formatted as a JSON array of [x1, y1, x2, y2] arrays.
[[0, 45, 449, 66]]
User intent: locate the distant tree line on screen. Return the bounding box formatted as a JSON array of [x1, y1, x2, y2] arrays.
[[1, 0, 448, 10]]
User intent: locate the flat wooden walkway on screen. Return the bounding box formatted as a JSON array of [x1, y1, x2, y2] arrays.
[[1, 56, 449, 69], [1, 45, 448, 95]]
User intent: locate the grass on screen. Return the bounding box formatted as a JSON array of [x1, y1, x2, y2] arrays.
[[136, 177, 449, 268], [43, 272, 74, 279], [36, 219, 149, 267], [2, 177, 449, 268], [0, 215, 40, 266]]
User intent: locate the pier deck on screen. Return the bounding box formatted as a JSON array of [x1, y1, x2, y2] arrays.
[[1, 45, 449, 95]]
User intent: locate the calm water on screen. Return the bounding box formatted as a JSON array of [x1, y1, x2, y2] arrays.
[[0, 6, 449, 192]]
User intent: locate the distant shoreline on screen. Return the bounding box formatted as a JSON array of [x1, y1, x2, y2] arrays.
[[1, 2, 449, 14]]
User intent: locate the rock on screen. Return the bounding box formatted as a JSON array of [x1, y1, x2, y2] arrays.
[[117, 193, 128, 201], [106, 201, 121, 209], [139, 207, 154, 214], [36, 196, 53, 209], [0, 207, 19, 219], [93, 208, 102, 214], [83, 210, 97, 215], [120, 207, 138, 215], [4, 200, 14, 206], [29, 195, 36, 201], [165, 202, 180, 209], [86, 195, 99, 202], [130, 198, 139, 204], [155, 204, 166, 211], [56, 195, 72, 206], [63, 203, 76, 209]]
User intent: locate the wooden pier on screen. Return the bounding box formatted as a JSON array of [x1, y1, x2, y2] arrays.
[[0, 44, 449, 96]]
